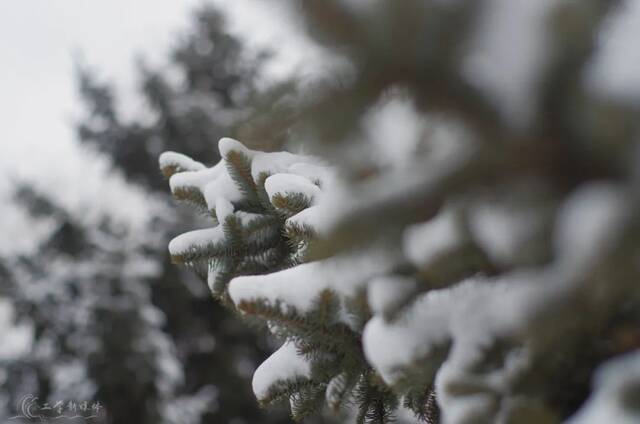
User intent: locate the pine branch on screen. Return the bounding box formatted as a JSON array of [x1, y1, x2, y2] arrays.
[[225, 149, 260, 205], [171, 186, 208, 210], [403, 386, 439, 424], [354, 371, 398, 424], [271, 192, 313, 218]]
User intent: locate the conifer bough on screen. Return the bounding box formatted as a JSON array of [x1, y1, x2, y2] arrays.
[[161, 127, 640, 424], [161, 1, 640, 423]]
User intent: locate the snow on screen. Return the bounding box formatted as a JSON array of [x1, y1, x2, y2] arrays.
[[364, 95, 424, 167], [214, 198, 235, 222], [168, 155, 241, 212], [264, 173, 321, 203], [252, 341, 311, 401], [462, 0, 557, 128], [435, 325, 531, 424], [363, 285, 457, 385], [229, 250, 395, 320], [202, 171, 244, 209], [163, 385, 219, 424], [168, 227, 225, 257], [219, 137, 254, 160], [220, 138, 320, 185], [153, 334, 185, 396], [1, 149, 158, 257], [325, 372, 348, 409], [437, 392, 497, 424], [207, 266, 221, 293], [286, 206, 324, 232], [252, 151, 312, 181], [313, 132, 472, 239], [159, 151, 206, 173], [166, 138, 326, 216], [287, 162, 334, 186], [230, 261, 323, 312], [554, 183, 626, 276], [0, 297, 33, 361], [586, 0, 640, 103], [363, 277, 536, 386], [567, 350, 640, 424], [402, 207, 464, 268], [468, 201, 540, 267], [0, 198, 57, 256], [367, 275, 417, 317], [169, 163, 226, 194], [50, 360, 96, 400]]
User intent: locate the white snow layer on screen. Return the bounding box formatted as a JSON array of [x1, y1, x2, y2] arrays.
[[567, 350, 640, 424], [364, 284, 460, 385], [168, 227, 225, 257], [165, 138, 333, 260], [159, 151, 206, 173], [468, 201, 540, 267], [229, 250, 395, 320], [286, 206, 324, 231], [403, 207, 464, 268], [218, 137, 254, 160], [463, 0, 557, 127], [214, 197, 235, 222], [202, 170, 244, 209], [364, 277, 536, 386], [0, 297, 33, 360], [367, 275, 417, 316], [252, 341, 311, 401], [586, 0, 640, 103], [169, 161, 225, 192], [287, 162, 334, 186], [264, 173, 321, 203], [167, 138, 325, 215], [364, 96, 425, 167], [554, 183, 626, 277], [206, 266, 220, 293], [252, 151, 314, 181]]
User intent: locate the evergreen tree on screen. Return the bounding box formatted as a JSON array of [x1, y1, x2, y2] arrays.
[[0, 184, 216, 424], [77, 6, 295, 190], [74, 5, 309, 424], [163, 1, 640, 424]]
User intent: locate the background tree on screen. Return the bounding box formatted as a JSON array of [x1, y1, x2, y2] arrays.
[[73, 4, 320, 424], [0, 183, 218, 424]]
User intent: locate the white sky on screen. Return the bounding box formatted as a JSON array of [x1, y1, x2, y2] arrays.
[[0, 0, 323, 253], [0, 0, 316, 178], [0, 0, 202, 195], [0, 0, 198, 251]]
